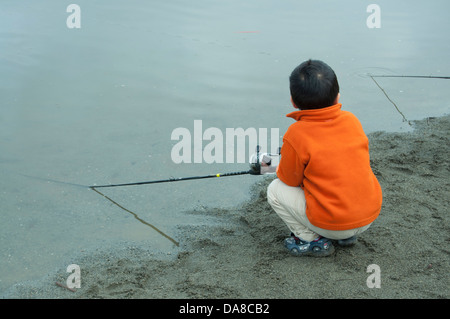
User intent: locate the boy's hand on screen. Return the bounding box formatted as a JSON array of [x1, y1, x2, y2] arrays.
[[249, 153, 277, 175]]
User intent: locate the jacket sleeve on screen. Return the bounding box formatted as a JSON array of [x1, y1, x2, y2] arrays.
[[276, 139, 305, 187]]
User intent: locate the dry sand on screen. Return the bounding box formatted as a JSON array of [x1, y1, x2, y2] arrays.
[[3, 115, 449, 299]]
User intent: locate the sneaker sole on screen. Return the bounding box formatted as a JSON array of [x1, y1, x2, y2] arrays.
[[287, 244, 335, 257]]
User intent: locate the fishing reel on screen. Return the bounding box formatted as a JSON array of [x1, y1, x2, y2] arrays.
[[249, 145, 281, 175]]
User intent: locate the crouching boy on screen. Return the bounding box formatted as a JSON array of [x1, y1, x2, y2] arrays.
[[267, 59, 382, 257]]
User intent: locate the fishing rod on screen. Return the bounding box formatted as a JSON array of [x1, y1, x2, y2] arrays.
[[89, 169, 254, 189], [89, 146, 280, 189]]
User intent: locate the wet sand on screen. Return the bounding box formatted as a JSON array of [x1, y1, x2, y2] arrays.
[[3, 114, 449, 299]]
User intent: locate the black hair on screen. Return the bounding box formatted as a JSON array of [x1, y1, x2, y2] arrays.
[[289, 59, 339, 110]]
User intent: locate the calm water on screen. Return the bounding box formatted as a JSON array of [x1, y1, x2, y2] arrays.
[[1, 0, 449, 292]]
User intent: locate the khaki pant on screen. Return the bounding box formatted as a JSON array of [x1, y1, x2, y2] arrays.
[[267, 178, 371, 242]]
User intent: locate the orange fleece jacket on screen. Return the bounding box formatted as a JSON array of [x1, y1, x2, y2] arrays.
[[276, 103, 382, 230]]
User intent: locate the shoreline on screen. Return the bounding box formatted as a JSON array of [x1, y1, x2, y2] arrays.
[[2, 114, 449, 299]]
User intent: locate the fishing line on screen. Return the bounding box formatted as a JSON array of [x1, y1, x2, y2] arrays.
[[369, 73, 449, 124], [18, 173, 87, 188], [90, 187, 180, 246], [369, 75, 409, 124]]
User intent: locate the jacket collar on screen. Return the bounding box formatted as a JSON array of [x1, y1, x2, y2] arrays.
[[286, 103, 342, 122]]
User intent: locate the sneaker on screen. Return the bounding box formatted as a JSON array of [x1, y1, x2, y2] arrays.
[[284, 233, 334, 257], [337, 236, 357, 247]]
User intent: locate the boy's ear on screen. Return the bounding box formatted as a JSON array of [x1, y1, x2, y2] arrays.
[[290, 96, 299, 109], [334, 93, 340, 104]]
